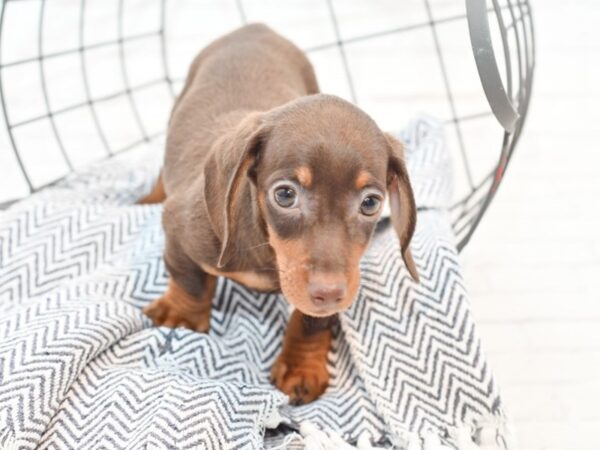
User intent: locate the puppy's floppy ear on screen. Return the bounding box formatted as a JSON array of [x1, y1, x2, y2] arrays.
[[217, 112, 267, 268], [385, 133, 420, 283]]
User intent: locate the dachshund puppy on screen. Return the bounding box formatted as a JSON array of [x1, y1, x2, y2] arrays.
[[140, 23, 419, 404]]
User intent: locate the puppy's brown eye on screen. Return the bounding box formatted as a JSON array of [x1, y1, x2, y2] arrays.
[[360, 195, 381, 216], [274, 186, 298, 208]]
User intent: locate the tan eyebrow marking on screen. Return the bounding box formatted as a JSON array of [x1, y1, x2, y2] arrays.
[[295, 166, 313, 188], [355, 170, 371, 190]]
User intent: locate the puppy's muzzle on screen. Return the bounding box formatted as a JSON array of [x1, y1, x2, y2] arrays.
[[308, 273, 347, 310]]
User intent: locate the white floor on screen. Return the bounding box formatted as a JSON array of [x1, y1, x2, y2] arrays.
[[462, 1, 600, 448]]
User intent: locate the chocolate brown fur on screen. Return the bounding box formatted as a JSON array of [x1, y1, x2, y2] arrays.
[[141, 24, 418, 404]]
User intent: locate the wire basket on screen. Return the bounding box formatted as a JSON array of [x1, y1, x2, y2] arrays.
[[0, 0, 534, 251]]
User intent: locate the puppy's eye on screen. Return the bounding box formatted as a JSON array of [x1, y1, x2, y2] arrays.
[[274, 186, 298, 208], [360, 195, 381, 216]]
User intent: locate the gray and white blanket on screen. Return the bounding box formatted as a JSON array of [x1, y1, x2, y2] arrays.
[[0, 117, 516, 449]]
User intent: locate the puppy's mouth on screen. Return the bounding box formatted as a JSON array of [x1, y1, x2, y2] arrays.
[[297, 303, 348, 318], [283, 288, 357, 318]]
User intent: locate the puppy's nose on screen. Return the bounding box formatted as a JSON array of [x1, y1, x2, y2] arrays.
[[309, 281, 346, 307]]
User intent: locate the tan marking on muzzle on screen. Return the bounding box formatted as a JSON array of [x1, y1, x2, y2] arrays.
[[344, 243, 364, 308], [268, 225, 367, 316], [267, 226, 313, 312]]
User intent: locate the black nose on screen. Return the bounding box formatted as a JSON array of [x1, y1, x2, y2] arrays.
[[309, 282, 346, 307]]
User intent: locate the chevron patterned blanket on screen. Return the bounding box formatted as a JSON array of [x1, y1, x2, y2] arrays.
[[0, 117, 515, 449]]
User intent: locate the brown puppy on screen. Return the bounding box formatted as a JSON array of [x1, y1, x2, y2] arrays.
[[140, 23, 419, 404]]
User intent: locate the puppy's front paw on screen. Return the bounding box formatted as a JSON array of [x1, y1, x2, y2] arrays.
[[270, 355, 329, 405], [144, 295, 210, 332]]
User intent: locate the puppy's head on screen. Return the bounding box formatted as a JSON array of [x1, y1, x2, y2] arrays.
[[220, 95, 419, 317]]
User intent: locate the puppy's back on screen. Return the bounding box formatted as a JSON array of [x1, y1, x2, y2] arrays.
[[179, 24, 318, 114], [164, 24, 318, 195]]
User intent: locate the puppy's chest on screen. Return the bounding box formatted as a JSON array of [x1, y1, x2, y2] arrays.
[[200, 263, 279, 292]]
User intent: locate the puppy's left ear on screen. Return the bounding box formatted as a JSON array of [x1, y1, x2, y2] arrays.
[[385, 133, 420, 283], [217, 113, 268, 268]]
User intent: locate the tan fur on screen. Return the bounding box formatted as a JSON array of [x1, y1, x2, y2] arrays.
[[267, 227, 313, 313], [138, 173, 166, 204], [295, 166, 313, 188], [270, 310, 332, 404], [355, 170, 371, 190], [200, 263, 278, 292], [144, 278, 215, 332]]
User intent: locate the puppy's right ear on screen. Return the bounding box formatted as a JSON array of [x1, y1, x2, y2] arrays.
[[217, 112, 268, 268]]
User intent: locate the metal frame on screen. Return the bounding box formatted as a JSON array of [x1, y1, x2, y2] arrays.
[[0, 0, 535, 252]]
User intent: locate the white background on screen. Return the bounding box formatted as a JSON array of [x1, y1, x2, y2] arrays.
[[463, 1, 600, 448]]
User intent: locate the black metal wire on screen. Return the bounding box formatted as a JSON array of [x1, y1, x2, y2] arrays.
[[444, 110, 494, 125], [79, 0, 112, 156], [10, 78, 165, 128], [452, 0, 534, 250], [159, 0, 175, 99], [0, 0, 34, 191], [0, 29, 160, 69], [493, 0, 513, 101], [117, 0, 151, 144], [0, 0, 535, 253], [454, 0, 535, 250], [423, 0, 475, 193], [38, 0, 74, 172], [234, 0, 247, 24], [325, 0, 357, 104]]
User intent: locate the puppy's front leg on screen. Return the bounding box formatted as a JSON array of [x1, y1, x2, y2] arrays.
[[144, 271, 216, 332], [271, 310, 336, 405]]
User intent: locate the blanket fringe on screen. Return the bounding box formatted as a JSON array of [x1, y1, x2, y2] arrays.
[[293, 418, 517, 450], [264, 404, 285, 429], [299, 421, 388, 449], [453, 427, 482, 450], [298, 421, 416, 449], [447, 414, 518, 450]]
